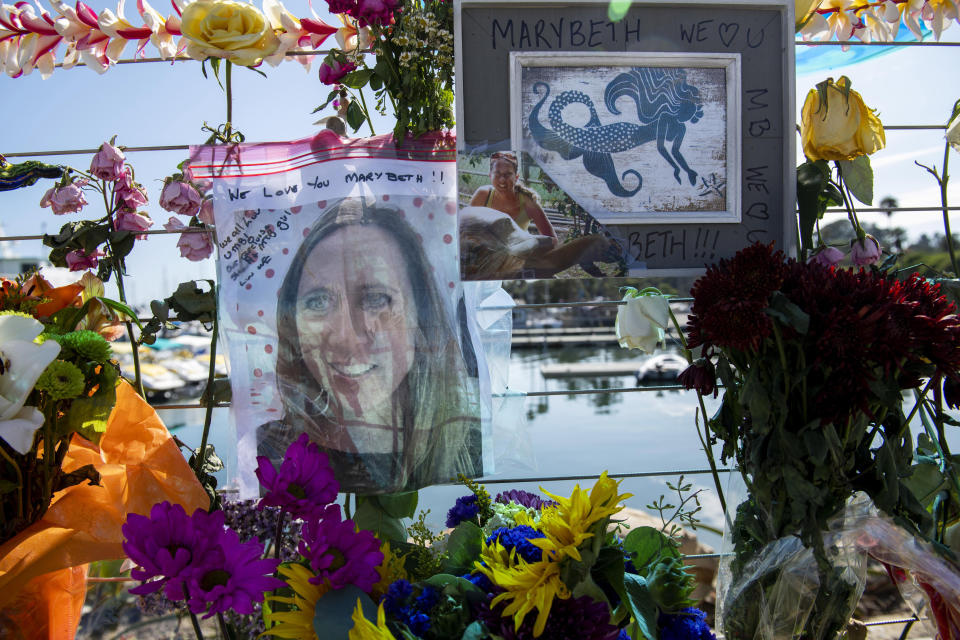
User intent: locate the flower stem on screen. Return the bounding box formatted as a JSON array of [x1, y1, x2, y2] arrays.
[[183, 585, 205, 640], [193, 315, 219, 477], [103, 184, 146, 398], [274, 509, 285, 562], [225, 61, 233, 140], [938, 138, 957, 275], [667, 305, 727, 516], [835, 166, 863, 238], [0, 445, 23, 520], [356, 86, 376, 136]]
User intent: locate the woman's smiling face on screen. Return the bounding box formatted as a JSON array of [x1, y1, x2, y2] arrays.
[[295, 225, 418, 423], [490, 158, 518, 194]]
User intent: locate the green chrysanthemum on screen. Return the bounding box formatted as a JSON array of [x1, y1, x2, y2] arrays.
[[59, 330, 112, 363], [35, 359, 86, 401], [0, 310, 33, 319]]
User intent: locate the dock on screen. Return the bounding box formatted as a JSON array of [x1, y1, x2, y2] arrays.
[[540, 361, 642, 378]]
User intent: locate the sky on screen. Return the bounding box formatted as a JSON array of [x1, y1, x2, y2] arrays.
[[1, 2, 958, 306]]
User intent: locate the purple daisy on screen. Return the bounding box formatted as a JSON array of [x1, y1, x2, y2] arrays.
[[298, 504, 383, 591], [122, 502, 218, 602], [183, 524, 285, 618], [256, 433, 339, 519], [478, 594, 621, 640], [495, 489, 557, 510]]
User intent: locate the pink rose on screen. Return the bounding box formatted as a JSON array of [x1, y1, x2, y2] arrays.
[[40, 180, 88, 215], [318, 57, 357, 85], [164, 217, 214, 261], [65, 248, 105, 271], [197, 198, 215, 225], [113, 170, 148, 211], [850, 235, 882, 266], [807, 246, 845, 267], [89, 141, 126, 181], [159, 180, 202, 216], [115, 210, 154, 236]]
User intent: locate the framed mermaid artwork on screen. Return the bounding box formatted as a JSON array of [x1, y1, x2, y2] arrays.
[[510, 52, 741, 225], [455, 0, 794, 274]]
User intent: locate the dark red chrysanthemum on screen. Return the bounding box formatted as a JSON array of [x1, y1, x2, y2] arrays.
[[686, 243, 788, 352]]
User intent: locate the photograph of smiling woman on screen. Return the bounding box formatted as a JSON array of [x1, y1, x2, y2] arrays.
[[258, 197, 482, 494]]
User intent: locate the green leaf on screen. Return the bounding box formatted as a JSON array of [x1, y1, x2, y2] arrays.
[[837, 155, 874, 205], [0, 479, 19, 495], [61, 374, 118, 442], [353, 496, 407, 543], [622, 526, 678, 576], [165, 280, 216, 323], [796, 160, 829, 256], [109, 230, 135, 262], [375, 491, 418, 519], [96, 296, 142, 328], [346, 100, 367, 132], [766, 291, 810, 334], [460, 621, 487, 640], [313, 584, 375, 639], [622, 573, 659, 640], [369, 73, 383, 91], [442, 521, 484, 575], [339, 68, 374, 90]]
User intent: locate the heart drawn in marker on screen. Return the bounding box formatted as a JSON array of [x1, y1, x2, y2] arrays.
[[719, 22, 739, 47]]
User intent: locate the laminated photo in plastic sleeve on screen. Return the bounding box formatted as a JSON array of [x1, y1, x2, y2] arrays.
[[189, 133, 492, 495]]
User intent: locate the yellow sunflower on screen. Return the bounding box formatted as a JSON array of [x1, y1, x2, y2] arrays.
[[370, 541, 409, 601], [263, 563, 330, 639], [475, 540, 570, 638], [349, 598, 396, 640], [522, 473, 632, 562]]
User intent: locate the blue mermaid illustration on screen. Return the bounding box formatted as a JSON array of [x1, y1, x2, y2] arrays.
[[528, 67, 705, 198]]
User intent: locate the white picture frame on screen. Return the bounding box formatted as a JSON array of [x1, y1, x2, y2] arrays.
[[510, 51, 741, 225]]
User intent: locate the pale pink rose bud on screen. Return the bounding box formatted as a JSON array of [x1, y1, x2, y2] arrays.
[[40, 181, 88, 215], [113, 170, 148, 211], [850, 235, 882, 266], [164, 216, 213, 261], [89, 141, 126, 181], [159, 180, 202, 216], [65, 248, 104, 271], [115, 210, 154, 236], [197, 198, 215, 225], [807, 246, 845, 267]]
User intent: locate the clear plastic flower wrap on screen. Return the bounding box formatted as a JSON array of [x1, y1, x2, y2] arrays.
[[854, 512, 960, 640], [717, 492, 871, 640]]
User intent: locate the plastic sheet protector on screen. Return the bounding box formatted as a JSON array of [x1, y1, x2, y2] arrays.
[[189, 132, 493, 495]]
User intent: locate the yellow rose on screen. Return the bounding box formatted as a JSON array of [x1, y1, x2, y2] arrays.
[[801, 76, 886, 162], [180, 0, 279, 67]]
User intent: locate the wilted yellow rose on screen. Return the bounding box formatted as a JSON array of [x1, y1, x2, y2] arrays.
[[801, 76, 886, 162], [180, 0, 279, 67]]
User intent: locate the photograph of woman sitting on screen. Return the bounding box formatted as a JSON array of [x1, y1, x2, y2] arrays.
[[461, 151, 622, 280], [258, 197, 482, 494]]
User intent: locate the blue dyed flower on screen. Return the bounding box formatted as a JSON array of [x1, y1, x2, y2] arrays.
[[415, 585, 440, 611], [486, 525, 546, 564], [618, 631, 631, 640], [381, 578, 440, 637], [658, 607, 716, 640], [462, 571, 495, 593], [446, 494, 480, 528]]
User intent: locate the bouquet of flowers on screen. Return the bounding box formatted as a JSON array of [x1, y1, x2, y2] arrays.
[[122, 433, 717, 640], [0, 272, 124, 543], [678, 243, 960, 640]]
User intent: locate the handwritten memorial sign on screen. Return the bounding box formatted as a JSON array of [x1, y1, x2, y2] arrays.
[[455, 0, 795, 274]]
